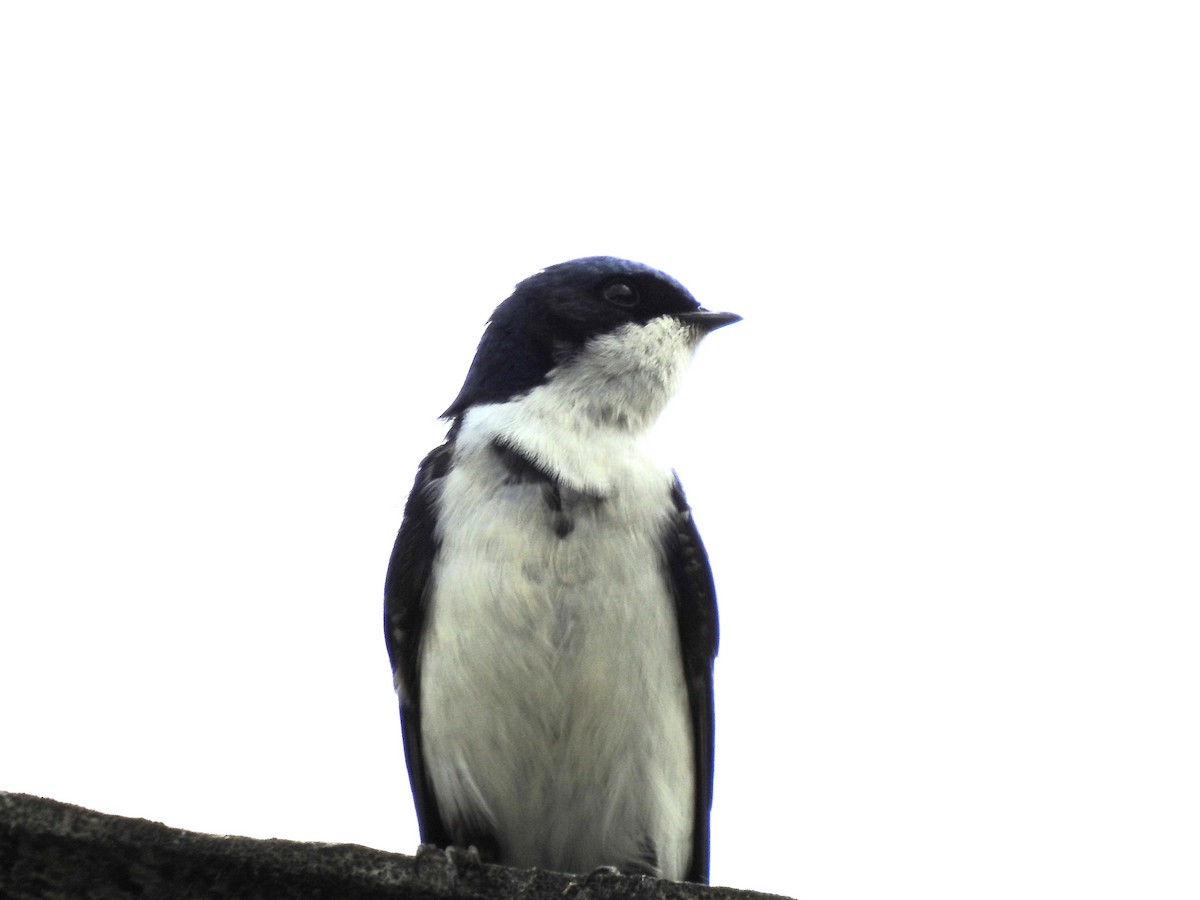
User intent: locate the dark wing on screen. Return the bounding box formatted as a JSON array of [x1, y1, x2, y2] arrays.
[[666, 475, 720, 884], [384, 440, 455, 848]]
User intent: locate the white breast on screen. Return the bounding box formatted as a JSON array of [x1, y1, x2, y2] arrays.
[[419, 367, 696, 878]]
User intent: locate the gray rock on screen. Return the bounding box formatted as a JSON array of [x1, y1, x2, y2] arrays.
[[0, 792, 792, 900]]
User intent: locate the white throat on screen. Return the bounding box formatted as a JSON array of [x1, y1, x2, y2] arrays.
[[457, 317, 699, 496]]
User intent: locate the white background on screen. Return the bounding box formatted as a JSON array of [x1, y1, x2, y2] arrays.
[[2, 4, 1197, 898]]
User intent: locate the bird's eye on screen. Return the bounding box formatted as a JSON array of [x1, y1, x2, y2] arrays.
[[602, 282, 639, 308]]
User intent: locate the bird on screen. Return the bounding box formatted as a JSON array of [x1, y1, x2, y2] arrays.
[[384, 256, 738, 884]]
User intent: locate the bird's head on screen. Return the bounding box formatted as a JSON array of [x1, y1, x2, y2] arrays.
[[444, 256, 739, 422]]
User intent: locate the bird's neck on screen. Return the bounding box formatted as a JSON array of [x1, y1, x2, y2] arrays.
[[458, 320, 697, 496]]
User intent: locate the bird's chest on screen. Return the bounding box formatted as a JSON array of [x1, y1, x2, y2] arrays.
[[416, 437, 694, 878], [425, 444, 677, 680]]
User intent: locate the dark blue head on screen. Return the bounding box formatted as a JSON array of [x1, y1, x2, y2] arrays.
[[443, 256, 738, 418]]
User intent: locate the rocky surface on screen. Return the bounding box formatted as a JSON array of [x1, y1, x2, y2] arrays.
[[0, 792, 790, 900]]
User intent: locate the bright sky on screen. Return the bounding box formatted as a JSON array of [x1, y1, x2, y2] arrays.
[[1, 4, 1197, 898]]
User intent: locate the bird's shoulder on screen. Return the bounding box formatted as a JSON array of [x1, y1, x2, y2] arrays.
[[665, 474, 720, 664], [384, 438, 456, 699]]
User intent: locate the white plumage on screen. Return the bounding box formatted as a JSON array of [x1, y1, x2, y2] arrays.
[[419, 317, 701, 879]]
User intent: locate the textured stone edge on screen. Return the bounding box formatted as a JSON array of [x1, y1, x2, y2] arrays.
[[0, 792, 791, 900]]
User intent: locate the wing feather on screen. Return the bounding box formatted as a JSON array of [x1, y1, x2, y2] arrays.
[[665, 475, 719, 884], [384, 440, 455, 847]]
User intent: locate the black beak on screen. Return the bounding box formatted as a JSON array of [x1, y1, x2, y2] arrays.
[[677, 309, 742, 333]]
